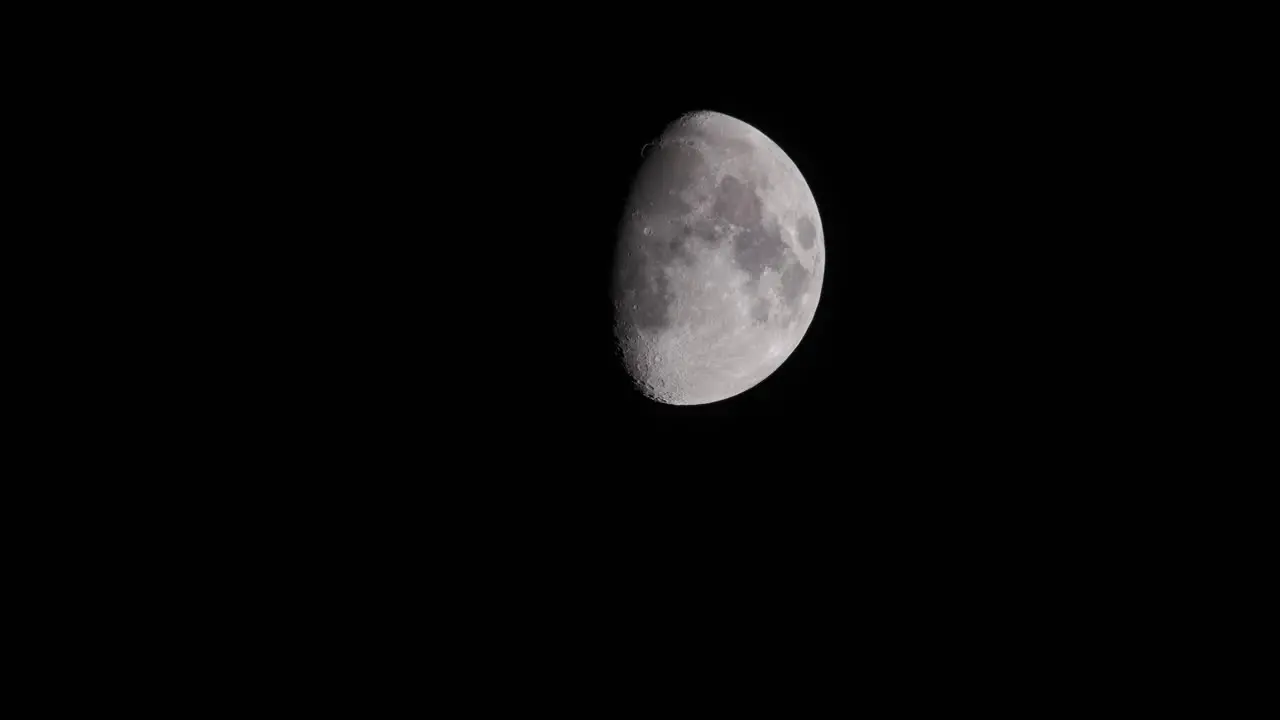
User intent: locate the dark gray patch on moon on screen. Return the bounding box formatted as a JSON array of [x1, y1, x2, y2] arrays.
[[796, 215, 816, 250], [780, 261, 809, 310], [665, 235, 696, 263], [714, 176, 788, 282], [713, 176, 756, 225], [683, 215, 723, 245], [750, 296, 771, 324]]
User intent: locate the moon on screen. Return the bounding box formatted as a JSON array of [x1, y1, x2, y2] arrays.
[[612, 111, 824, 405]]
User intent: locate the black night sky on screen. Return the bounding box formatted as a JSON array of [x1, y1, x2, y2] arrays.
[[282, 29, 1171, 491], [455, 65, 1133, 475], [187, 12, 1214, 680], [228, 10, 1202, 571]]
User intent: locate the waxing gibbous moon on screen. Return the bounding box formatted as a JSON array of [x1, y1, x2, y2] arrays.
[[612, 111, 824, 405]]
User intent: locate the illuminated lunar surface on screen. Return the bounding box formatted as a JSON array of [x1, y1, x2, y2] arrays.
[[612, 111, 824, 405]]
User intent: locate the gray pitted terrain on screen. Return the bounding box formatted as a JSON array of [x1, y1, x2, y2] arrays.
[[613, 111, 824, 405]]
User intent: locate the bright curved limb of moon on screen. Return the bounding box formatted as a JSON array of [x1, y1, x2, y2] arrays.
[[612, 111, 824, 405]]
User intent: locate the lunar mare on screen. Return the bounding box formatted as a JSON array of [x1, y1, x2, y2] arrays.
[[612, 111, 824, 405]]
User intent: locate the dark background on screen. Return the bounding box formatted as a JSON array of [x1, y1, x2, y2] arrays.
[[202, 17, 1220, 676], [202, 16, 1207, 494], [203, 27, 1208, 588], [181, 8, 1211, 539], [56, 11, 1247, 688], [10, 8, 1256, 700], [273, 40, 1177, 480]]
